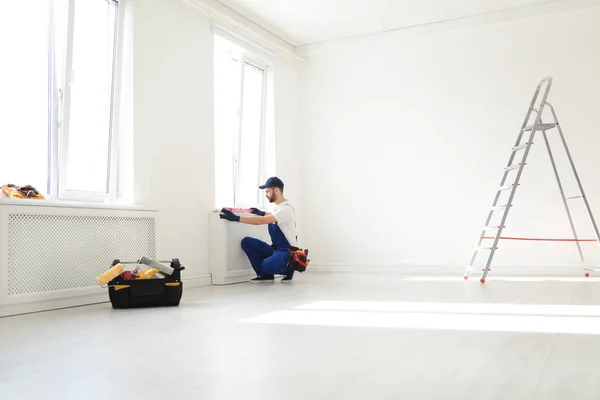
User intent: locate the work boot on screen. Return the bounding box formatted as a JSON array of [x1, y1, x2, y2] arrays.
[[250, 275, 274, 283]]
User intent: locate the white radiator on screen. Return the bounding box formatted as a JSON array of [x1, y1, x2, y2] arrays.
[[209, 212, 271, 284], [0, 202, 157, 316]]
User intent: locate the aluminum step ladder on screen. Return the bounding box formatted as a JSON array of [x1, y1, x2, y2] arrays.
[[464, 77, 600, 283]]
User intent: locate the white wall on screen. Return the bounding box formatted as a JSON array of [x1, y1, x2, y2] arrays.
[[299, 6, 600, 269], [273, 59, 305, 241], [132, 0, 215, 280], [131, 0, 303, 279]]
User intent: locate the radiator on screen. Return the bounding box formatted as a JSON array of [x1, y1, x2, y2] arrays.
[[0, 202, 157, 315], [209, 212, 271, 284]]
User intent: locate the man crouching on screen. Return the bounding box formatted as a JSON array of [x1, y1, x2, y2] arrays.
[[219, 177, 298, 282]]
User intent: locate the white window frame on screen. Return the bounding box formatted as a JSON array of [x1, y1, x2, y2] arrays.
[[213, 26, 273, 209], [232, 55, 269, 208], [50, 0, 122, 203]]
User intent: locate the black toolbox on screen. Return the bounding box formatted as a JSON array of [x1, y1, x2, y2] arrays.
[[107, 258, 185, 309]]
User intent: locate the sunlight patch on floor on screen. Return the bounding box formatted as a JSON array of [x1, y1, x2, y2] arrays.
[[242, 300, 600, 334]]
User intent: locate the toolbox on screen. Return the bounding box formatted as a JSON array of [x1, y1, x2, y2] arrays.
[[107, 258, 185, 309]]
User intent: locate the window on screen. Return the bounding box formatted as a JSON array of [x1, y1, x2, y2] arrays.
[[1, 0, 120, 202], [0, 1, 51, 194], [214, 32, 274, 209]]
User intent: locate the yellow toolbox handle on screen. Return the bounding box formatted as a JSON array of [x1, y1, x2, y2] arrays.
[[114, 282, 181, 291]]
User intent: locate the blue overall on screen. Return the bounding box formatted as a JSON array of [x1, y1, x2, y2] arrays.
[[241, 223, 294, 278]]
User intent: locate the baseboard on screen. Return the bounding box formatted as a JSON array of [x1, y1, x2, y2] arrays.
[[0, 273, 213, 318], [211, 274, 256, 285], [308, 264, 588, 276], [184, 273, 213, 288], [0, 293, 110, 318]]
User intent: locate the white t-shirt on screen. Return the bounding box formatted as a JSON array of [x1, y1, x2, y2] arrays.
[[271, 201, 298, 247]]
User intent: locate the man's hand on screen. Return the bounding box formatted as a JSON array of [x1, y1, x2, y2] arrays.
[[219, 208, 240, 222], [220, 208, 276, 225], [249, 207, 266, 216]]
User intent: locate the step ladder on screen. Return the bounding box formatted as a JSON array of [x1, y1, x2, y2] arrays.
[[464, 77, 600, 283]]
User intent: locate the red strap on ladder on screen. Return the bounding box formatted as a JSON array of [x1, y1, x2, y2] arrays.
[[481, 236, 598, 242]]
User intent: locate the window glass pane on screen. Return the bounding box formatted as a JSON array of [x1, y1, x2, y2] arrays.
[[213, 34, 268, 209], [55, 0, 69, 91], [0, 1, 50, 194], [237, 63, 265, 208], [214, 36, 242, 208], [65, 0, 117, 193]]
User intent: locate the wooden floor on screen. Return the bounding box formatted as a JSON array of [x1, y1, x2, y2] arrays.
[[2, 272, 600, 399]]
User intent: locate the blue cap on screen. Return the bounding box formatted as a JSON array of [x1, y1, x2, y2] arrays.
[[259, 176, 284, 189]]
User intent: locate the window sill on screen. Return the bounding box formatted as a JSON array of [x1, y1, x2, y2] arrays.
[[0, 197, 157, 212]]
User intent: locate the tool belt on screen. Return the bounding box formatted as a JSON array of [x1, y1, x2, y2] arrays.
[[270, 245, 310, 272], [286, 246, 310, 273]]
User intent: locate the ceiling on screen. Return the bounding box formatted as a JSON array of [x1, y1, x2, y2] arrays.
[[216, 0, 563, 46]]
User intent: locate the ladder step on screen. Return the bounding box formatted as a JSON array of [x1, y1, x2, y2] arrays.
[[464, 267, 492, 272], [497, 185, 518, 192], [484, 225, 506, 230], [477, 246, 498, 251], [523, 123, 557, 132], [567, 196, 583, 200], [491, 204, 512, 211], [505, 163, 526, 171], [511, 143, 532, 152]]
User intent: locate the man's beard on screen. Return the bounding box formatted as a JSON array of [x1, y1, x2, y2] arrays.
[[268, 196, 275, 203]]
